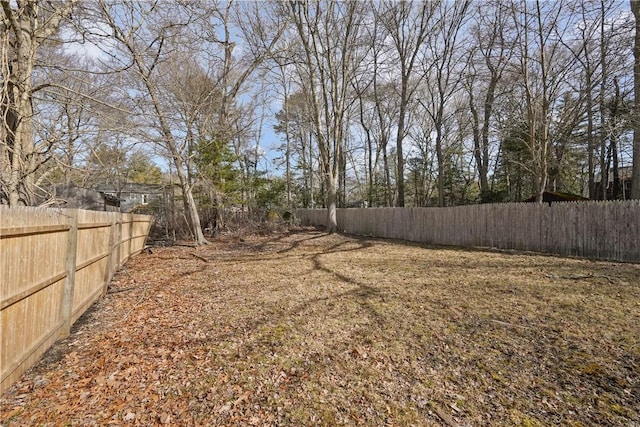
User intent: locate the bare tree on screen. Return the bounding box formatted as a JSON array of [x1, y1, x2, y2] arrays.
[[199, 1, 285, 140], [375, 1, 437, 207], [354, 80, 398, 207], [465, 0, 512, 202], [562, 0, 603, 199], [34, 51, 125, 194], [508, 0, 575, 203], [268, 33, 302, 209], [273, 90, 318, 208], [287, 0, 365, 232], [92, 0, 285, 241], [631, 0, 640, 199], [94, 0, 212, 244], [351, 14, 398, 207], [419, 0, 471, 207], [183, 0, 286, 228], [275, 66, 294, 209], [1, 0, 77, 205]]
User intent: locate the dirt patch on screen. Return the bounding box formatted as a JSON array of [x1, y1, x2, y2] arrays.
[[2, 229, 639, 426]]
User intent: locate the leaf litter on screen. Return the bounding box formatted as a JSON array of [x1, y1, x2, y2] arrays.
[[1, 229, 639, 426]]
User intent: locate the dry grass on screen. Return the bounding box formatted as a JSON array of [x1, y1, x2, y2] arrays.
[[1, 229, 639, 426]]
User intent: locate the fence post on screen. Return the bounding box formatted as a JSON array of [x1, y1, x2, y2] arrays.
[[115, 215, 122, 268], [127, 215, 133, 260], [60, 210, 78, 338], [102, 216, 117, 297]]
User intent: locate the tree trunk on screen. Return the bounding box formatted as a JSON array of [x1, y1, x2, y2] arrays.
[[308, 132, 315, 208], [435, 127, 445, 207], [2, 3, 37, 205], [396, 99, 406, 207], [149, 92, 208, 245], [325, 173, 338, 233], [632, 0, 640, 199], [611, 77, 622, 199], [7, 86, 36, 205], [383, 149, 393, 207], [479, 78, 497, 198], [367, 130, 373, 207], [171, 153, 207, 245], [599, 1, 609, 200], [586, 70, 596, 199], [1, 0, 77, 206]]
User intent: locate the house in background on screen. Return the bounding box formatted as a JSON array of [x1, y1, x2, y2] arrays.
[[95, 183, 171, 213], [594, 166, 633, 200], [523, 191, 589, 205], [41, 184, 121, 211], [95, 183, 183, 240]]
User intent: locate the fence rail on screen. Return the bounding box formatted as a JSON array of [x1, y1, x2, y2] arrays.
[[296, 201, 640, 263], [1, 206, 153, 394]]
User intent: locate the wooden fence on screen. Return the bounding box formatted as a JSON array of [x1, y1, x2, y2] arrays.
[[1, 206, 153, 394], [295, 200, 640, 263]]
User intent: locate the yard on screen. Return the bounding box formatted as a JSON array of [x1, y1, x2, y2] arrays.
[[1, 229, 639, 426]]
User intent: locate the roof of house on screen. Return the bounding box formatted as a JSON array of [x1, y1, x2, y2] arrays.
[[95, 183, 170, 194], [45, 184, 120, 210], [523, 191, 589, 203]]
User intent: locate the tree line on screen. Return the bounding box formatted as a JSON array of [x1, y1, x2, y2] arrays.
[[2, 0, 640, 240]]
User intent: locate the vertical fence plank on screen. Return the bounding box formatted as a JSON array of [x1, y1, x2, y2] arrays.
[[621, 201, 639, 260], [102, 218, 117, 297]]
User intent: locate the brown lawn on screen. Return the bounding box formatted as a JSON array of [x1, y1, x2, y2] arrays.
[[1, 229, 639, 426]]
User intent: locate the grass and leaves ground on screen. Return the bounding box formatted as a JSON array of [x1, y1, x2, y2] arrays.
[[1, 229, 639, 426]]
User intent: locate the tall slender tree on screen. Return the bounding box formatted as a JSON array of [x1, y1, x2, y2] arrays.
[[465, 0, 512, 202], [376, 1, 437, 207], [95, 0, 212, 244], [632, 0, 640, 199], [420, 0, 471, 207], [509, 0, 575, 202], [287, 0, 364, 232]]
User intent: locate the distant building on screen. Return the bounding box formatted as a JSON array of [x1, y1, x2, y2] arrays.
[[594, 166, 633, 200], [342, 200, 368, 208], [95, 183, 171, 213], [523, 191, 588, 205], [43, 184, 120, 211]]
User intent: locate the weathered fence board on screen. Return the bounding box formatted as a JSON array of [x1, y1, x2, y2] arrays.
[[0, 207, 152, 394], [296, 201, 640, 263]]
